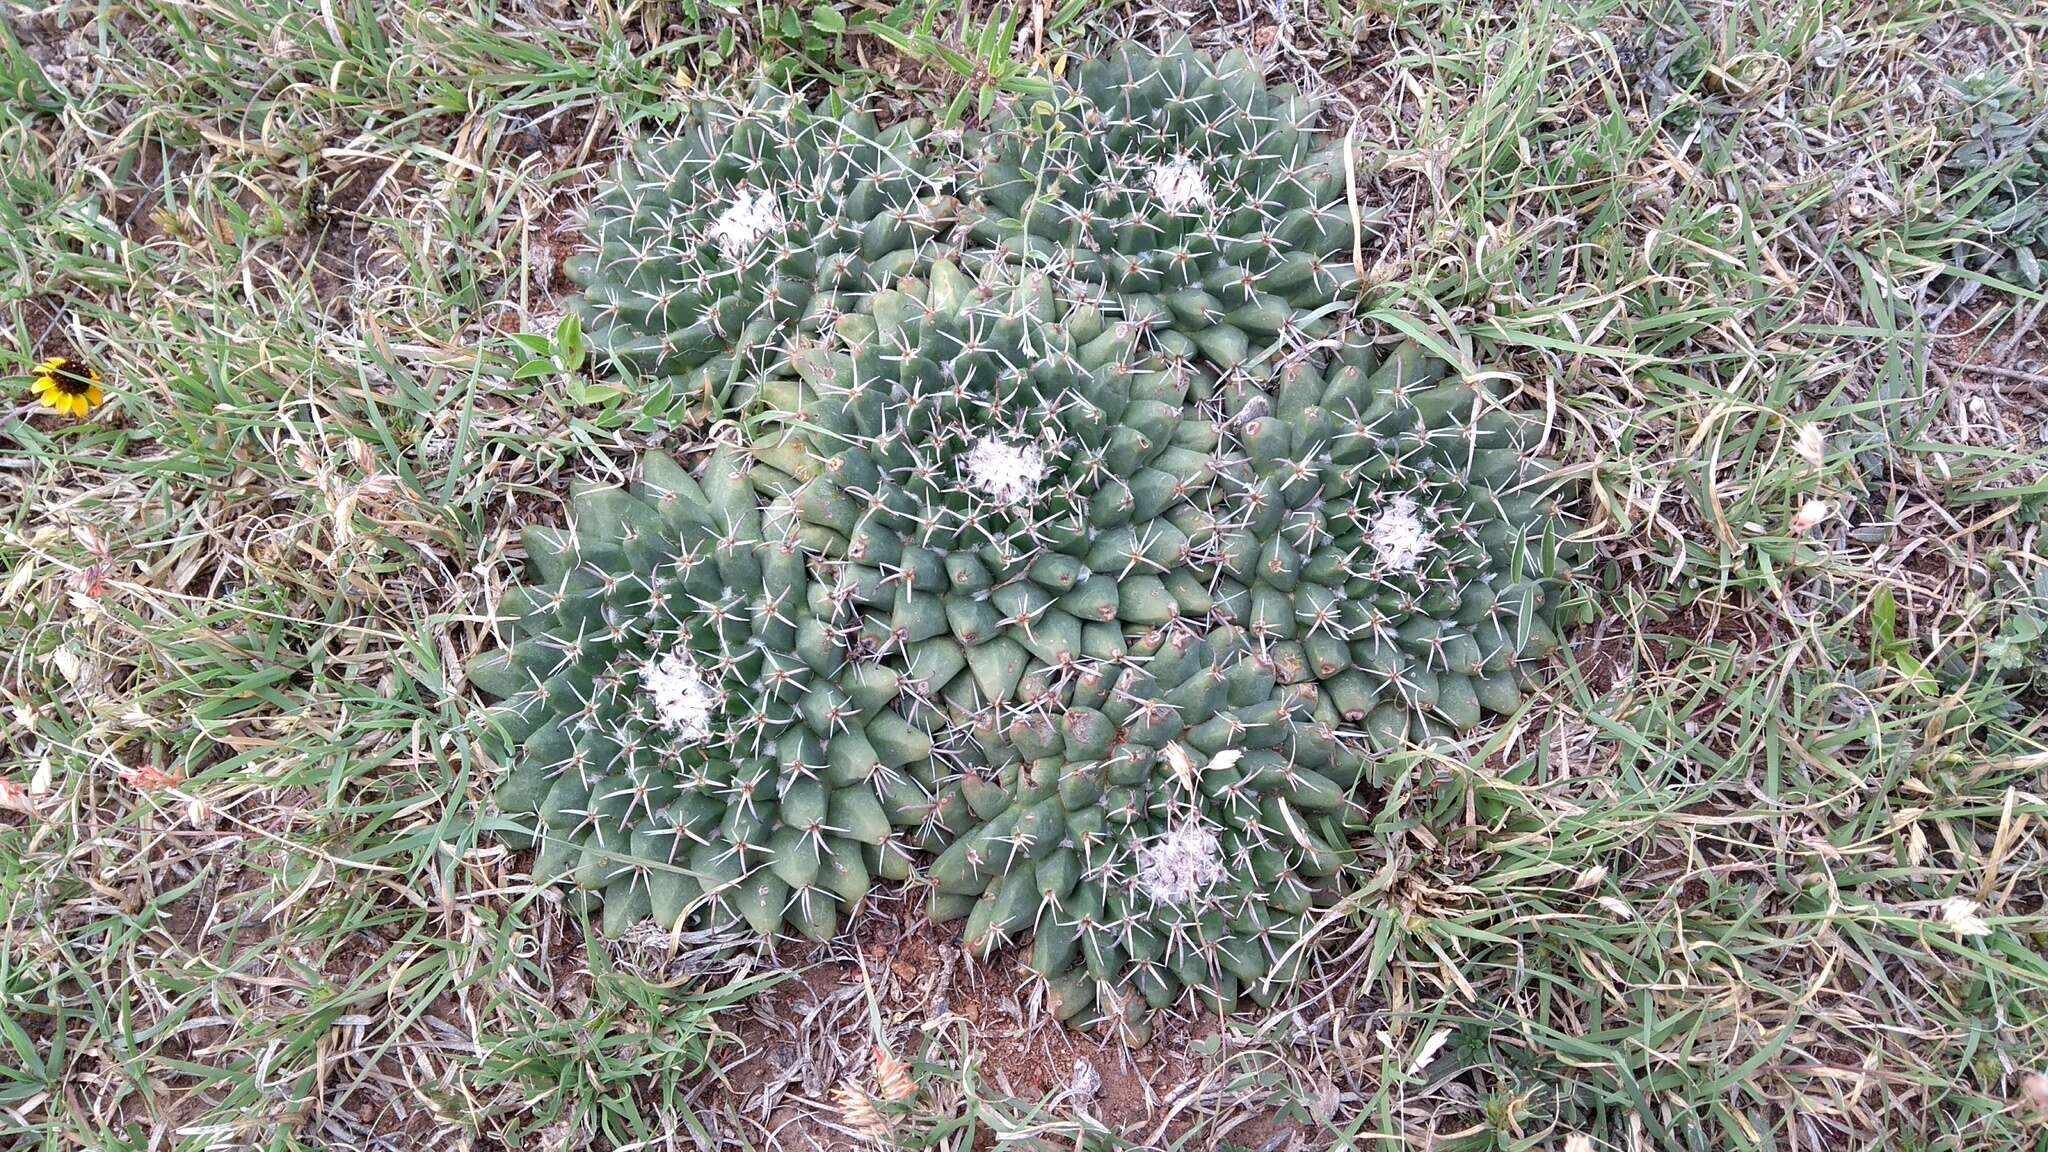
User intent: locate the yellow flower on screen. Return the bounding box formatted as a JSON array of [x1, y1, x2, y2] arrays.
[[30, 356, 106, 419]]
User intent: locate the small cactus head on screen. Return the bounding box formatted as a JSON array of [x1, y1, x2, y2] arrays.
[[1200, 340, 1577, 755], [753, 257, 1235, 716], [469, 447, 939, 942], [963, 38, 1377, 377], [924, 624, 1366, 1040], [566, 88, 959, 416]]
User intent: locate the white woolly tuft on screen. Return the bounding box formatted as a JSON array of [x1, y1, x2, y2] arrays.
[[963, 436, 1046, 506], [708, 189, 785, 259], [1148, 157, 1211, 212], [641, 647, 719, 741], [1367, 493, 1434, 573], [1135, 824, 1226, 906]]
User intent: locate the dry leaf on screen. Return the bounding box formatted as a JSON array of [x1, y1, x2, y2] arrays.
[[0, 780, 36, 818], [121, 766, 184, 792], [1406, 1027, 1453, 1076], [2020, 1071, 2048, 1117]]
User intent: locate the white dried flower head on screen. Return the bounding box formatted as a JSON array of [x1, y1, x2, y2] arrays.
[[1795, 423, 1827, 471], [2020, 1070, 2048, 1117], [1940, 897, 1992, 937], [962, 435, 1045, 506], [1366, 493, 1434, 573], [1791, 499, 1831, 535], [1068, 1058, 1102, 1102], [1149, 156, 1211, 212], [708, 188, 784, 260], [641, 647, 719, 741], [1135, 823, 1226, 906]]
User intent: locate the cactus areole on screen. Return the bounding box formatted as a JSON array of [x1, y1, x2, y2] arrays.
[[474, 40, 1579, 1034]]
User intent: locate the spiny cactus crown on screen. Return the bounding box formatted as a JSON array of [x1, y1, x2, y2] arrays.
[[470, 448, 942, 941], [477, 41, 1581, 1033], [567, 87, 958, 410], [964, 41, 1369, 372], [1199, 342, 1568, 748], [750, 258, 1225, 708], [927, 624, 1363, 1044]]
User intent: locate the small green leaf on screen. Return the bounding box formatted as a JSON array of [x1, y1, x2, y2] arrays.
[[507, 332, 551, 356], [567, 379, 628, 405], [555, 311, 585, 372], [810, 4, 845, 33], [1871, 586, 1896, 655]]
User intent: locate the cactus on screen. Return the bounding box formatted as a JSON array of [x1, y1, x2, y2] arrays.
[[475, 42, 1583, 1025], [751, 257, 1228, 714], [468, 447, 940, 941], [962, 40, 1374, 376], [924, 624, 1366, 1043], [567, 87, 959, 415], [1199, 339, 1573, 752], [736, 254, 1567, 1024]]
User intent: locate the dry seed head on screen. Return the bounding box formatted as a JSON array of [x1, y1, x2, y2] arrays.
[[1940, 897, 1992, 937], [871, 1045, 916, 1103], [831, 1083, 892, 1144]]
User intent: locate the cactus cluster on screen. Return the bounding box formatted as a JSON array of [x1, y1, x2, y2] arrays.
[[475, 40, 1580, 1031]]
